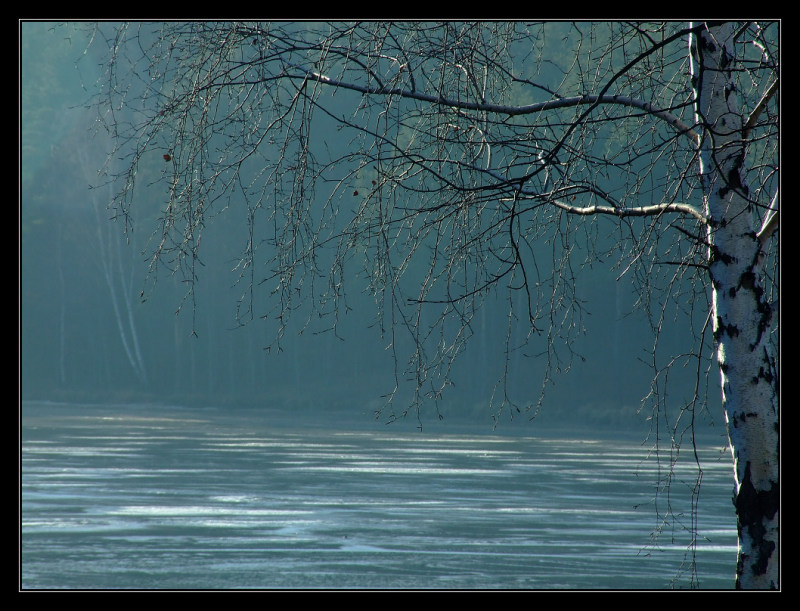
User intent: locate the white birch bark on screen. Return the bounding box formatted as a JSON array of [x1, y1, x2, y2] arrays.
[[691, 22, 779, 589]]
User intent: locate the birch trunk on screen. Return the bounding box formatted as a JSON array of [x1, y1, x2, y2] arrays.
[[691, 22, 779, 589]]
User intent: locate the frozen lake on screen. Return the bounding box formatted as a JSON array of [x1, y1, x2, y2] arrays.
[[20, 401, 737, 590]]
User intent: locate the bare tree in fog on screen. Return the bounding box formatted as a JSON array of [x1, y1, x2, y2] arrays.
[[85, 21, 778, 588]]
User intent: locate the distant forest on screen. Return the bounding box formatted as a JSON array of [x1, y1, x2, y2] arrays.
[[20, 23, 721, 432]]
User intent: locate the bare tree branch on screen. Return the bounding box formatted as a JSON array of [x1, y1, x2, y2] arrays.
[[757, 187, 779, 244], [289, 60, 701, 143]]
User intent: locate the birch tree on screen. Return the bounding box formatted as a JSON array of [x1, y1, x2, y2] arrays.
[[86, 21, 779, 588], [689, 22, 778, 589]]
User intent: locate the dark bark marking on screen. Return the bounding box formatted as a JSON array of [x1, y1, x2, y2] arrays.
[[740, 270, 756, 290], [709, 244, 733, 266], [734, 462, 779, 585], [727, 166, 748, 196], [732, 410, 764, 428], [701, 36, 717, 53], [752, 285, 772, 350], [713, 323, 723, 343], [713, 316, 741, 342]]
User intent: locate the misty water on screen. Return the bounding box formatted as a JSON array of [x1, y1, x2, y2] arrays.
[[21, 401, 738, 590]]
